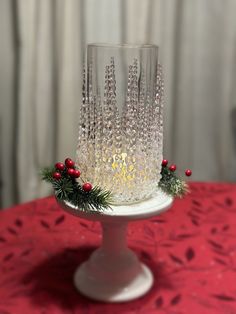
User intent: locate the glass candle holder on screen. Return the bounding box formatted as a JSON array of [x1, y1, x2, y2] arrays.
[[77, 44, 164, 204]]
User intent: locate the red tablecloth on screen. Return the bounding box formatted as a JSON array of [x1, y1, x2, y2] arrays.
[[0, 182, 236, 314]]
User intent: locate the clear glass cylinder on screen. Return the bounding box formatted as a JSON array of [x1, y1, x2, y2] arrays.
[[77, 44, 164, 204]]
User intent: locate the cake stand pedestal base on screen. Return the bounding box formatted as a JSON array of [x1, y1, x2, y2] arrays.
[[59, 191, 173, 302], [75, 260, 153, 302]]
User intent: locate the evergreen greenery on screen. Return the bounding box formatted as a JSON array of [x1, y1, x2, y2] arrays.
[[158, 164, 189, 198], [41, 167, 112, 212]]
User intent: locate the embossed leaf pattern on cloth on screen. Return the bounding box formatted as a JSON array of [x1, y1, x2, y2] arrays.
[[0, 182, 236, 314]]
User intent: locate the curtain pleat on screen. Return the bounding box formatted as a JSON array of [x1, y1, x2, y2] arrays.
[[0, 0, 236, 208]]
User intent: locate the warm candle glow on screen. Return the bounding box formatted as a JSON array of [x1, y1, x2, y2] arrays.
[[112, 153, 135, 182]]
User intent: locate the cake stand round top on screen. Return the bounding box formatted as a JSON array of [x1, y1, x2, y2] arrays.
[[58, 190, 173, 222]]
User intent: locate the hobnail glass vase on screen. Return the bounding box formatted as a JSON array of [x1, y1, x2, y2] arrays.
[[77, 44, 164, 204]]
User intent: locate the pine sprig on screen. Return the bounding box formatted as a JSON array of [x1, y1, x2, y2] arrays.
[[41, 165, 112, 212], [159, 164, 189, 198], [40, 166, 55, 183], [70, 184, 113, 212], [52, 178, 74, 200]]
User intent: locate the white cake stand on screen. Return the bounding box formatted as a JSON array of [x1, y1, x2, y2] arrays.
[[58, 190, 173, 302]]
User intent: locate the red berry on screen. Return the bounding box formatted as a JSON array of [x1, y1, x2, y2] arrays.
[[73, 170, 81, 178], [55, 162, 65, 171], [53, 172, 62, 180], [162, 159, 168, 167], [83, 182, 92, 192], [65, 158, 75, 168], [185, 169, 192, 177], [67, 168, 75, 177], [169, 164, 177, 172]]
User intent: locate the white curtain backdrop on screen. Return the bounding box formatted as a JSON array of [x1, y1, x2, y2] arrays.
[[1, 0, 236, 208]]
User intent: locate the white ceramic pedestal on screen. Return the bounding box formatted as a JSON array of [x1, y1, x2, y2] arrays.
[[59, 190, 173, 302]]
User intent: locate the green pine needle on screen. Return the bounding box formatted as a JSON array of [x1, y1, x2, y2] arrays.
[[40, 166, 55, 183], [70, 184, 113, 212], [159, 165, 189, 198], [52, 178, 74, 200], [41, 166, 113, 212]]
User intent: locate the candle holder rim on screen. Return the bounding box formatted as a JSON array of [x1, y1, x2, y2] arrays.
[[87, 43, 159, 49]]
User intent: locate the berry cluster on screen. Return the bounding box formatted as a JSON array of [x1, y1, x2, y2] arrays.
[[53, 158, 92, 192], [162, 159, 192, 177]]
